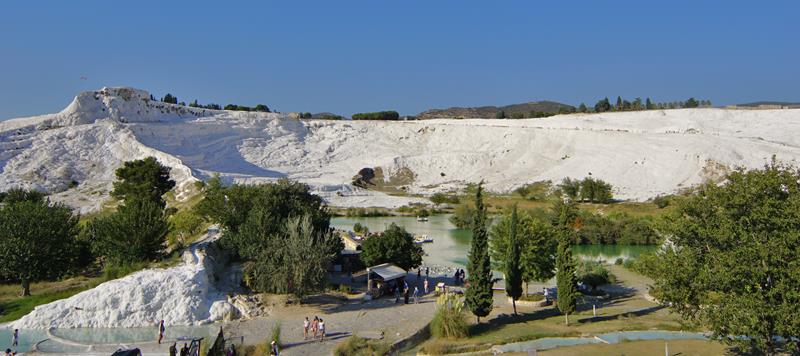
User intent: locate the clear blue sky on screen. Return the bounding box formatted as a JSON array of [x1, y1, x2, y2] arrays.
[[1, 1, 798, 119]]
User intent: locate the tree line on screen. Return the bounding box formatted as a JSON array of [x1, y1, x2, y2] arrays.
[[351, 111, 400, 120], [585, 96, 711, 113], [158, 93, 271, 113]]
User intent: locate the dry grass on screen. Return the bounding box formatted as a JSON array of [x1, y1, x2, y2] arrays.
[[536, 339, 729, 356]]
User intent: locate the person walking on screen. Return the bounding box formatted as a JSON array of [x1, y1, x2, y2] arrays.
[[179, 343, 189, 356], [303, 317, 310, 340], [169, 342, 177, 356], [157, 320, 166, 344], [312, 316, 319, 339], [425, 267, 429, 278], [318, 319, 326, 342], [424, 278, 429, 294], [403, 285, 409, 304], [270, 340, 279, 355], [413, 286, 420, 303], [11, 329, 18, 347], [417, 268, 421, 279]]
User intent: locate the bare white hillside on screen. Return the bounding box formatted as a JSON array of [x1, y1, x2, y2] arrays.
[[2, 87, 800, 213]]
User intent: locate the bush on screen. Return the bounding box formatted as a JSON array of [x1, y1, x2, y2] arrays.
[[576, 261, 614, 291], [653, 195, 670, 209], [270, 321, 281, 347], [519, 294, 545, 302], [449, 203, 474, 229], [333, 336, 390, 356], [430, 192, 459, 205], [614, 258, 624, 265], [338, 284, 352, 294], [102, 261, 148, 281], [431, 293, 468, 339], [351, 111, 400, 121]]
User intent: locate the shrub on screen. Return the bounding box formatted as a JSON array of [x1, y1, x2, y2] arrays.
[[431, 293, 468, 339], [449, 203, 475, 229], [270, 321, 281, 347], [333, 336, 390, 356], [653, 195, 670, 209], [614, 257, 624, 265], [576, 261, 614, 291]]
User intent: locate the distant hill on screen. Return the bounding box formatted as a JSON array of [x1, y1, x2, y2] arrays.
[[417, 100, 575, 119], [736, 101, 800, 108]]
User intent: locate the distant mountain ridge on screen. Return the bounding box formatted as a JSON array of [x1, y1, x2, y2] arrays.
[[417, 100, 574, 119], [736, 101, 800, 108]]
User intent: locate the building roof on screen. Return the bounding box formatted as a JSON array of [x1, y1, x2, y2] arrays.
[[369, 263, 406, 281]]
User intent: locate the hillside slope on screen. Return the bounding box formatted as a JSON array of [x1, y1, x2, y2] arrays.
[[2, 87, 800, 213]]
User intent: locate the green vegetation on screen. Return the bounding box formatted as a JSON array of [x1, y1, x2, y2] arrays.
[[85, 198, 170, 266], [654, 161, 800, 354], [593, 96, 711, 113], [554, 201, 578, 325], [575, 261, 615, 291], [430, 192, 460, 205], [110, 156, 176, 206], [351, 111, 400, 120], [431, 292, 469, 339], [448, 203, 474, 229], [0, 192, 83, 296], [333, 336, 390, 356], [223, 104, 270, 112], [359, 223, 423, 270], [504, 206, 523, 315], [465, 183, 494, 322], [559, 177, 613, 203], [161, 93, 178, 104], [489, 207, 556, 296], [197, 177, 342, 298]]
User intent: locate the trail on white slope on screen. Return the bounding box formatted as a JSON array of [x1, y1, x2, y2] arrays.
[[2, 87, 800, 214]]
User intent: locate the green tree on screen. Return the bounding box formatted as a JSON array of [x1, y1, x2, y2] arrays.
[[465, 183, 494, 322], [520, 220, 556, 295], [86, 199, 170, 266], [684, 97, 699, 108], [254, 104, 270, 112], [594, 97, 612, 113], [359, 223, 423, 270], [162, 93, 178, 104], [244, 215, 340, 298], [654, 162, 800, 354], [1, 188, 46, 204], [576, 261, 611, 291], [558, 178, 581, 200], [577, 103, 588, 113], [449, 203, 475, 229], [0, 198, 81, 296], [495, 110, 506, 119], [645, 97, 654, 110], [555, 228, 578, 325], [615, 96, 623, 111], [504, 205, 523, 315], [111, 157, 176, 206]]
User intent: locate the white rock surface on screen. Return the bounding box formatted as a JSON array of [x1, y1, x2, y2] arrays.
[[10, 238, 236, 329], [3, 87, 800, 213]]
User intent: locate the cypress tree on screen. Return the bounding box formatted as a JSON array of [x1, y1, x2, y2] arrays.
[[555, 227, 578, 325], [505, 205, 523, 315], [465, 182, 494, 322]]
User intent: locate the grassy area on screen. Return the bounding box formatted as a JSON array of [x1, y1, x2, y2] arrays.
[[419, 266, 701, 355], [535, 339, 729, 356], [0, 276, 103, 323]]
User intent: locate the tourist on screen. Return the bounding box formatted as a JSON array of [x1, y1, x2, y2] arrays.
[[312, 316, 319, 339], [319, 318, 326, 342], [227, 344, 236, 356], [270, 340, 279, 355], [303, 316, 310, 339], [169, 342, 177, 356], [11, 329, 18, 347], [424, 278, 429, 294], [425, 267, 429, 278], [403, 285, 409, 304], [417, 268, 421, 279], [157, 320, 165, 344], [413, 286, 419, 303], [180, 343, 189, 356], [5, 349, 11, 356], [394, 286, 400, 303]]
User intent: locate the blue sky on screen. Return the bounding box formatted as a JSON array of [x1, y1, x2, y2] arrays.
[[1, 1, 798, 119]]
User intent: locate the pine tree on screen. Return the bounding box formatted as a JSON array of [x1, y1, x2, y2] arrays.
[[578, 103, 588, 113], [505, 205, 523, 315], [615, 96, 623, 111], [465, 182, 494, 322], [555, 227, 578, 325], [645, 97, 654, 110]]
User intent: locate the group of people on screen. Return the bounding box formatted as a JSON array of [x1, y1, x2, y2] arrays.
[[168, 342, 192, 356], [302, 316, 326, 342], [454, 268, 465, 285], [395, 279, 422, 304]]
